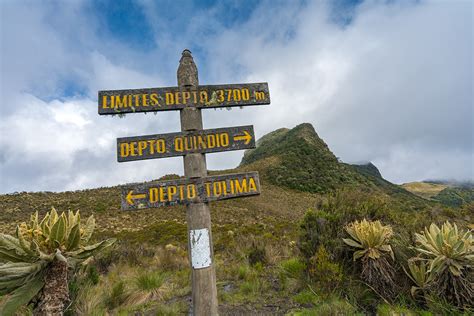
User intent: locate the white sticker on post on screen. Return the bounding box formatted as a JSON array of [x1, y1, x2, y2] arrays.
[[190, 228, 211, 269]]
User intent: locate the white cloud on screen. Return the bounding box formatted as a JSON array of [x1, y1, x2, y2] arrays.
[[203, 0, 473, 183], [0, 0, 472, 193], [0, 93, 183, 192], [88, 52, 165, 92]]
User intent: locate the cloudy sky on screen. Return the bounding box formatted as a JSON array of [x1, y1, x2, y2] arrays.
[[0, 0, 472, 193]]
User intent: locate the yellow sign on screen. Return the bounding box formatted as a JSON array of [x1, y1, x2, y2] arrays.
[[99, 83, 270, 115], [117, 126, 255, 162], [121, 172, 261, 210]]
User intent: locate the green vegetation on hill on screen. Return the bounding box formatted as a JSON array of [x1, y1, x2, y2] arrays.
[[1, 123, 472, 314], [241, 123, 425, 208], [432, 186, 474, 207], [351, 162, 383, 179], [402, 181, 474, 207], [241, 123, 375, 193]]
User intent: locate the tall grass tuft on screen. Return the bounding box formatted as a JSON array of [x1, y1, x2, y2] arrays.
[[73, 283, 107, 316], [126, 271, 170, 306]]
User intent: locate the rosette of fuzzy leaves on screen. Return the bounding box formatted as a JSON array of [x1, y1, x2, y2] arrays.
[[0, 208, 115, 315], [343, 219, 394, 261], [414, 221, 473, 307], [342, 219, 396, 299]]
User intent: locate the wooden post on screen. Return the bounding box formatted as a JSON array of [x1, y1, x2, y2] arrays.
[[178, 49, 218, 315]]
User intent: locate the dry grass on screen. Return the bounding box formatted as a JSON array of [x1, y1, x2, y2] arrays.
[[72, 255, 186, 315], [401, 182, 448, 199], [125, 271, 171, 306], [0, 177, 318, 239], [154, 244, 189, 270], [73, 283, 108, 316]]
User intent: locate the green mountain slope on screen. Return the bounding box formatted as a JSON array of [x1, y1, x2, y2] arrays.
[[240, 123, 365, 192], [432, 186, 474, 207], [240, 123, 419, 201], [402, 181, 474, 206], [350, 162, 382, 179]]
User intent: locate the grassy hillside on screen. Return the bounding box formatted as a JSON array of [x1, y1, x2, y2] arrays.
[[1, 123, 472, 315], [241, 123, 354, 192], [241, 124, 418, 198], [240, 123, 427, 212], [432, 186, 474, 207], [402, 181, 474, 207], [401, 181, 448, 199]]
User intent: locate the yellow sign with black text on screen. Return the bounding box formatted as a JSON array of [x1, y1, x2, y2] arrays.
[[121, 172, 261, 210], [117, 126, 255, 162], [99, 83, 269, 115]]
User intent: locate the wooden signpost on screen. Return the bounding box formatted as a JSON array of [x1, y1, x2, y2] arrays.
[[98, 49, 270, 315]]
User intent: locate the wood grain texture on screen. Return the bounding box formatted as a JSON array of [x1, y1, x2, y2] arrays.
[[178, 49, 218, 315]]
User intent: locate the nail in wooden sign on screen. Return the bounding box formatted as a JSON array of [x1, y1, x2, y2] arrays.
[[121, 172, 260, 210], [117, 125, 255, 162], [98, 82, 270, 115]]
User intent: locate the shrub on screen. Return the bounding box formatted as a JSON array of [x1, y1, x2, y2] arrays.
[[307, 246, 343, 292], [279, 258, 306, 292], [280, 258, 306, 279], [343, 219, 396, 299], [298, 209, 333, 259], [413, 221, 473, 308], [248, 243, 267, 266], [94, 202, 107, 213], [292, 289, 318, 305], [298, 190, 395, 264]]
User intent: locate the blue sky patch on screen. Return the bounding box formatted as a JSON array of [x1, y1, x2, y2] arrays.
[[89, 0, 156, 50], [329, 0, 364, 27]]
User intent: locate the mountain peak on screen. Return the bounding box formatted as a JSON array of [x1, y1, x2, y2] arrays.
[[351, 162, 383, 179], [240, 123, 349, 192], [292, 122, 316, 134], [241, 123, 333, 167], [239, 123, 418, 199]]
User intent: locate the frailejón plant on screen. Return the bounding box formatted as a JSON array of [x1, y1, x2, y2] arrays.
[[343, 219, 396, 299], [0, 208, 115, 315], [404, 258, 432, 300], [343, 219, 394, 261], [414, 221, 473, 307]]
